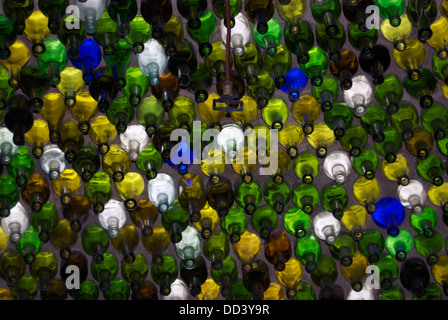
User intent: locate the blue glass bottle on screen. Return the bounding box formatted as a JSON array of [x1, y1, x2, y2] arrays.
[[167, 139, 194, 175], [280, 67, 308, 102], [372, 197, 406, 237], [103, 40, 132, 90], [69, 38, 102, 85]]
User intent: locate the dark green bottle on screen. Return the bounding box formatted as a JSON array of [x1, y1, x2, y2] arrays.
[[234, 177, 262, 215], [93, 12, 120, 55], [389, 100, 419, 141], [292, 182, 319, 215], [0, 174, 19, 218], [374, 74, 404, 115], [329, 232, 357, 267], [311, 74, 340, 112], [242, 259, 270, 300], [57, 15, 87, 59], [19, 64, 50, 112], [315, 21, 346, 62], [351, 145, 379, 180], [406, 0, 437, 42], [421, 103, 448, 141], [347, 22, 378, 60], [203, 230, 229, 270], [177, 0, 207, 30], [186, 11, 217, 58], [167, 39, 198, 89], [221, 206, 248, 244], [212, 0, 241, 27], [38, 0, 68, 33], [72, 144, 101, 182], [263, 177, 291, 214], [310, 254, 339, 298], [72, 280, 99, 300], [284, 19, 314, 64], [161, 200, 189, 244], [339, 125, 368, 157], [106, 94, 134, 133], [374, 126, 403, 164], [180, 256, 208, 297], [402, 67, 436, 109], [187, 62, 213, 103], [323, 102, 354, 139], [16, 226, 43, 264], [357, 229, 385, 263], [107, 0, 137, 37], [373, 254, 399, 289], [81, 222, 110, 264], [251, 205, 278, 240], [84, 172, 112, 214], [103, 40, 132, 90], [151, 254, 178, 296], [320, 182, 349, 220], [416, 153, 444, 186], [3, 0, 34, 34], [211, 255, 238, 298], [263, 44, 292, 88], [7, 145, 35, 187], [91, 252, 118, 292], [311, 0, 341, 36], [414, 230, 443, 265]]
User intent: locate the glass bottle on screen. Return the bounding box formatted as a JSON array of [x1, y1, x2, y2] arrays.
[[430, 254, 448, 296], [151, 254, 178, 296], [233, 231, 261, 272], [397, 179, 427, 214], [374, 126, 403, 163], [323, 102, 354, 139], [121, 253, 148, 292], [275, 0, 306, 34], [50, 220, 78, 259], [23, 120, 48, 159], [393, 39, 426, 81], [151, 71, 180, 111], [174, 226, 202, 270], [21, 173, 50, 213], [380, 13, 411, 51], [234, 177, 262, 215], [292, 150, 320, 184], [15, 226, 43, 264], [17, 65, 49, 112], [40, 93, 67, 144], [92, 12, 119, 55], [57, 15, 87, 60], [347, 22, 378, 60], [110, 224, 138, 264], [39, 144, 66, 181], [358, 228, 385, 263], [83, 172, 111, 215], [343, 74, 372, 117], [51, 169, 81, 206], [310, 254, 339, 298], [244, 0, 275, 35], [315, 21, 346, 62], [191, 202, 218, 239], [7, 145, 34, 187], [0, 174, 18, 218], [410, 206, 438, 238], [81, 222, 109, 264], [74, 0, 104, 35], [242, 259, 271, 300], [62, 195, 90, 234], [0, 250, 26, 288], [341, 204, 367, 241], [284, 20, 314, 65], [115, 172, 145, 211], [220, 206, 247, 244], [102, 144, 130, 183], [414, 230, 443, 266], [312, 210, 341, 244], [406, 0, 437, 42], [10, 273, 37, 300], [178, 174, 207, 223], [91, 252, 118, 292], [161, 200, 189, 244], [340, 251, 369, 293], [360, 104, 389, 143], [105, 94, 133, 134], [187, 62, 213, 103], [130, 280, 158, 300], [30, 201, 57, 243], [375, 0, 406, 27], [3, 0, 34, 35], [253, 18, 282, 56], [421, 103, 448, 141], [55, 68, 85, 108], [311, 0, 341, 36], [381, 153, 410, 186], [292, 183, 319, 215], [251, 205, 278, 240], [140, 225, 169, 266], [203, 230, 230, 271], [359, 44, 391, 85], [400, 257, 430, 298], [211, 255, 238, 298], [351, 145, 379, 180], [372, 197, 406, 237], [385, 228, 413, 262], [320, 182, 349, 220], [137, 38, 168, 87], [312, 74, 340, 112], [58, 121, 85, 163], [0, 40, 30, 88], [140, 0, 172, 39], [416, 153, 445, 186], [136, 96, 164, 137], [352, 176, 380, 214], [233, 43, 263, 86], [402, 67, 437, 109], [29, 251, 57, 292], [23, 10, 49, 56], [339, 125, 368, 158], [177, 0, 207, 30], [106, 0, 137, 37], [323, 150, 351, 184], [37, 38, 67, 87], [147, 173, 175, 213], [389, 100, 418, 140], [125, 15, 151, 54], [262, 177, 290, 214], [426, 16, 448, 59]]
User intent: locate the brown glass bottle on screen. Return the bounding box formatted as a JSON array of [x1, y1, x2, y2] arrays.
[[151, 71, 180, 111], [130, 199, 158, 238], [405, 127, 434, 159], [62, 195, 91, 233], [264, 231, 292, 272], [40, 280, 67, 300], [21, 173, 51, 213], [131, 280, 159, 300], [342, 0, 374, 31], [329, 48, 359, 90]]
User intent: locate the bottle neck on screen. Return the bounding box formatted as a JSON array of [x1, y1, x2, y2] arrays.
[[332, 164, 347, 184], [99, 269, 112, 292], [146, 62, 161, 86], [322, 225, 336, 244], [38, 268, 51, 291]]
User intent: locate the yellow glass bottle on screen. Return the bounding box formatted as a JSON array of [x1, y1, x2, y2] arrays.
[[341, 204, 368, 241], [231, 145, 258, 184], [233, 231, 261, 272], [278, 123, 305, 158], [274, 257, 303, 299], [111, 224, 139, 264], [340, 251, 369, 292], [193, 202, 220, 239], [428, 182, 448, 213], [426, 16, 448, 59], [40, 93, 68, 143], [49, 219, 78, 259], [115, 172, 145, 211], [69, 91, 99, 135], [0, 40, 30, 88], [306, 122, 336, 158], [275, 0, 307, 34], [380, 13, 412, 51], [392, 39, 426, 80], [51, 169, 81, 205], [197, 92, 226, 130], [88, 115, 117, 155], [102, 144, 131, 182], [200, 148, 227, 184], [142, 226, 170, 265], [23, 10, 50, 56], [58, 120, 84, 162], [24, 119, 50, 158], [381, 153, 410, 186], [197, 278, 221, 300], [0, 226, 9, 253], [352, 176, 380, 214], [430, 254, 448, 295], [57, 67, 85, 108], [230, 95, 258, 132], [261, 148, 291, 185], [291, 94, 321, 135], [264, 282, 286, 300]]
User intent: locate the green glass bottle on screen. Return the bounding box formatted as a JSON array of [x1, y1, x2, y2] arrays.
[[410, 206, 438, 238], [416, 153, 445, 186], [72, 280, 99, 300], [161, 200, 189, 244], [315, 21, 346, 61], [374, 74, 404, 115], [414, 231, 444, 265], [351, 145, 379, 180], [3, 0, 34, 35], [301, 47, 329, 88], [263, 44, 292, 88], [389, 100, 419, 140], [122, 67, 149, 107], [19, 64, 50, 112], [81, 222, 110, 264], [234, 177, 262, 215], [284, 19, 314, 64], [135, 143, 163, 180], [357, 229, 385, 263], [329, 232, 357, 267], [407, 0, 437, 42], [168, 96, 197, 132], [167, 39, 198, 89], [221, 206, 248, 244], [16, 226, 43, 264], [292, 150, 320, 184], [253, 18, 282, 56], [247, 70, 275, 108], [180, 256, 208, 297], [91, 252, 118, 292], [106, 94, 134, 134], [188, 62, 213, 103], [0, 174, 19, 217], [385, 229, 413, 261], [7, 145, 35, 187], [339, 125, 368, 157], [311, 0, 341, 36], [263, 177, 291, 214], [57, 15, 87, 59], [10, 273, 37, 300], [234, 42, 263, 85], [323, 102, 353, 139], [225, 279, 252, 300], [72, 144, 100, 182], [84, 172, 112, 214], [37, 38, 67, 86], [103, 278, 130, 300], [360, 104, 390, 143], [0, 15, 16, 58], [251, 205, 278, 240], [374, 126, 403, 164], [320, 182, 348, 220], [103, 40, 132, 90], [107, 0, 137, 36], [311, 74, 339, 112], [38, 0, 68, 33], [211, 255, 238, 297], [93, 12, 119, 55], [283, 206, 311, 239], [0, 250, 26, 287], [212, 0, 241, 27], [375, 0, 406, 27], [421, 103, 448, 141], [136, 96, 164, 137], [151, 254, 178, 296], [203, 230, 229, 270], [374, 254, 399, 289], [29, 251, 57, 292], [125, 15, 151, 54], [310, 254, 338, 298], [402, 67, 437, 109], [186, 11, 217, 58], [0, 65, 14, 110], [348, 22, 378, 60], [292, 183, 319, 215], [30, 202, 58, 243]]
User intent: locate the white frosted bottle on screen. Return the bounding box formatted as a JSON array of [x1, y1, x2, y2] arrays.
[[147, 173, 176, 213], [137, 39, 169, 86], [217, 124, 245, 159], [220, 13, 251, 56], [39, 144, 67, 180], [323, 150, 352, 184], [343, 75, 373, 117], [397, 179, 427, 214], [1, 202, 29, 243], [98, 199, 127, 238], [161, 279, 190, 300], [174, 226, 202, 270], [312, 211, 341, 245], [74, 0, 105, 34], [346, 280, 377, 300], [0, 127, 19, 165], [119, 124, 149, 161]]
